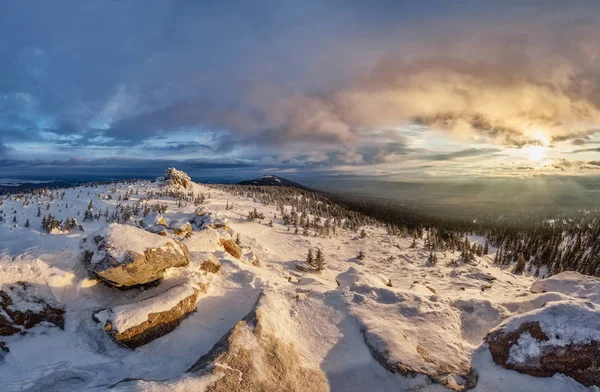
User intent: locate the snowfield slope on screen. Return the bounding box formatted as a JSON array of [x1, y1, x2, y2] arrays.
[[0, 172, 597, 391]]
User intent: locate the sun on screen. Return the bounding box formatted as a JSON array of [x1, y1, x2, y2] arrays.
[[525, 145, 546, 162]]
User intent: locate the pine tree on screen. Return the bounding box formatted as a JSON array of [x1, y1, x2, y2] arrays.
[[514, 253, 526, 274], [306, 249, 315, 268], [315, 248, 325, 271], [25, 219, 30, 228], [357, 250, 365, 260]]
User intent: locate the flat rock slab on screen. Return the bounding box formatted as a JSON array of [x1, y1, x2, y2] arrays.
[[93, 284, 201, 349]]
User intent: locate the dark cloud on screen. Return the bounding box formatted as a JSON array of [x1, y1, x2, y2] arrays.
[[0, 142, 15, 157], [142, 142, 212, 154], [570, 147, 600, 154], [1, 0, 600, 170], [430, 148, 502, 161]]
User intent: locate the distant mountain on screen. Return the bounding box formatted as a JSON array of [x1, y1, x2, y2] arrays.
[[238, 175, 312, 191]]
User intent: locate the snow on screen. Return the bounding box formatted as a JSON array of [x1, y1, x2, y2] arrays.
[[490, 299, 600, 347], [508, 332, 542, 365], [142, 210, 168, 228], [94, 284, 197, 333], [0, 172, 598, 391], [86, 223, 185, 264], [531, 271, 600, 303]]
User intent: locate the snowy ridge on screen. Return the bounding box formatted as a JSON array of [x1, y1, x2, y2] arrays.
[[0, 170, 597, 391]]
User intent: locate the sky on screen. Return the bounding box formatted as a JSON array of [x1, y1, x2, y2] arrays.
[[2, 0, 600, 181]]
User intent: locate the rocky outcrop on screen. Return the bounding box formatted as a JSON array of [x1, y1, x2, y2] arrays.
[[485, 300, 600, 387], [187, 293, 329, 392], [162, 168, 191, 190], [199, 253, 221, 274], [0, 282, 65, 336], [93, 284, 200, 349], [83, 224, 190, 288], [219, 238, 242, 259]]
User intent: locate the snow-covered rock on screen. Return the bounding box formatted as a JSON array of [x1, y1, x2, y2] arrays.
[[83, 224, 190, 288], [93, 284, 201, 349], [485, 300, 600, 387], [194, 206, 208, 216], [531, 271, 600, 303], [169, 219, 192, 238], [341, 281, 476, 390], [162, 167, 191, 190], [0, 282, 65, 336], [193, 212, 228, 230], [141, 210, 168, 229], [186, 292, 329, 392]]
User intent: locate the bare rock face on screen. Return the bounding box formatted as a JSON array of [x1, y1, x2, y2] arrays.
[[92, 284, 200, 349], [162, 167, 191, 190], [187, 294, 329, 392], [0, 282, 65, 336], [484, 300, 600, 387], [83, 224, 191, 288], [219, 238, 242, 259], [199, 253, 221, 274]]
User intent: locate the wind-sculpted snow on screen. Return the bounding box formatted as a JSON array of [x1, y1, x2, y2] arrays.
[[0, 168, 597, 391], [530, 271, 600, 303]]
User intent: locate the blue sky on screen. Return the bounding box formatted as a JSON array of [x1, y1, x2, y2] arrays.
[[2, 0, 600, 179]]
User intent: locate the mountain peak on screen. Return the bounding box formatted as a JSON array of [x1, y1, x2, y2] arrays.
[[238, 175, 311, 190]]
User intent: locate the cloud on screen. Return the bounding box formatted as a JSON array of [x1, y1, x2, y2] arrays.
[[429, 148, 502, 161], [1, 1, 600, 176], [570, 147, 600, 154], [0, 142, 14, 157], [142, 141, 212, 154]]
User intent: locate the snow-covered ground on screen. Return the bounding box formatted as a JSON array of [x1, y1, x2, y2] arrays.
[[0, 173, 596, 391]]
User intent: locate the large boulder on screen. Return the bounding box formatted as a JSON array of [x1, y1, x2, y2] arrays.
[[485, 300, 600, 387], [162, 167, 191, 190], [83, 224, 190, 288], [92, 284, 201, 349], [0, 282, 65, 336], [187, 293, 329, 392]]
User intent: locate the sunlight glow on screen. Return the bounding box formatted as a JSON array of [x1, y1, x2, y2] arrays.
[[526, 145, 546, 162]]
